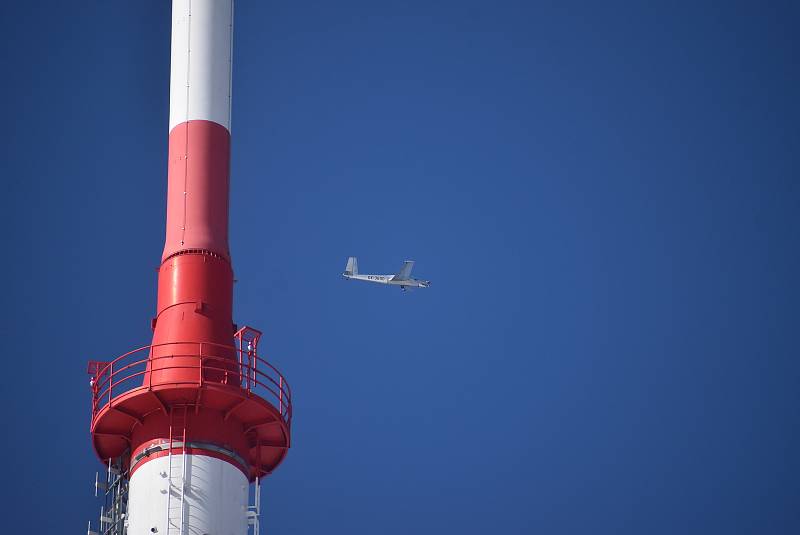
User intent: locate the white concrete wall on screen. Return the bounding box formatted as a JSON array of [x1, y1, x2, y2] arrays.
[[127, 454, 249, 535]]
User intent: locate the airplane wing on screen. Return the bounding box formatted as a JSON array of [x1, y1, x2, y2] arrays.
[[391, 260, 414, 281]]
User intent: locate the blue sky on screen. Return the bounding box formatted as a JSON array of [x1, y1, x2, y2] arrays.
[[1, 1, 798, 533]]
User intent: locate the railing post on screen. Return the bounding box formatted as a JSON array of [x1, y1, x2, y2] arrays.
[[199, 343, 204, 386], [247, 342, 254, 393], [251, 343, 257, 392], [108, 362, 113, 408], [279, 376, 283, 416], [91, 380, 97, 419], [239, 338, 244, 387]]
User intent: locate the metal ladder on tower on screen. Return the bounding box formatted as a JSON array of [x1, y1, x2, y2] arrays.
[[247, 476, 262, 534], [164, 406, 188, 535]]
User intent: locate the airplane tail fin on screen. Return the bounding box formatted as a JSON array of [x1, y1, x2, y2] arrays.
[[344, 256, 358, 275]]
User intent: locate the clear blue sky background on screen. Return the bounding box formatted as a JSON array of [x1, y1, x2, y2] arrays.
[[1, 1, 798, 533]]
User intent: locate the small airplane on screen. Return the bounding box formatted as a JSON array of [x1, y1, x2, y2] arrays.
[[342, 257, 430, 291]]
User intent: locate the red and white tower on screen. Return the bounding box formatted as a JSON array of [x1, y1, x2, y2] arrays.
[[88, 2, 291, 533]]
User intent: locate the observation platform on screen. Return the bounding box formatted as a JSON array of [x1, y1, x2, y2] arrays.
[[88, 327, 291, 480]]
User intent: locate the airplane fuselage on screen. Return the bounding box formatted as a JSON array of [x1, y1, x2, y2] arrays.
[[343, 273, 430, 288]]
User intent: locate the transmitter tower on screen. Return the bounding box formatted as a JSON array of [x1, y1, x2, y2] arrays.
[[87, 2, 291, 533]]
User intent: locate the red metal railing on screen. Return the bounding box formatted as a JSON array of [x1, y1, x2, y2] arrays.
[[89, 337, 292, 428]]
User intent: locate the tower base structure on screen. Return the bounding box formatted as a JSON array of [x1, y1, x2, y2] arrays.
[[88, 328, 290, 535]]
